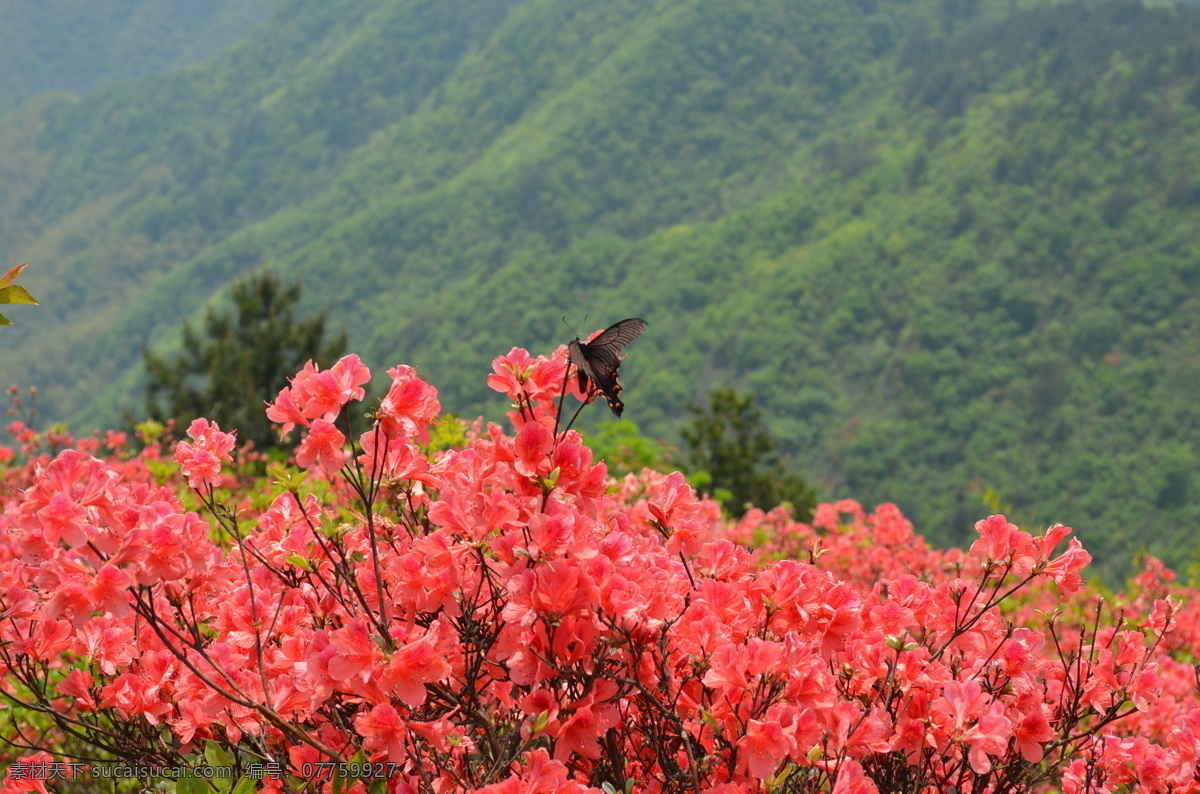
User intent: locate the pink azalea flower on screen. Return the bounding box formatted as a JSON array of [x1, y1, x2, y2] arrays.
[[45, 579, 92, 627], [265, 355, 370, 436], [294, 419, 345, 471], [265, 385, 308, 435], [354, 703, 407, 763], [737, 719, 790, 779], [36, 491, 89, 547], [969, 514, 1020, 561], [552, 683, 620, 761], [514, 420, 553, 477], [86, 564, 132, 617], [2, 751, 57, 794], [381, 626, 453, 707], [327, 619, 377, 682], [703, 644, 751, 691], [173, 418, 236, 489], [962, 700, 1013, 774], [1013, 702, 1056, 762], [1043, 536, 1093, 597], [378, 365, 440, 444], [831, 760, 879, 794], [488, 347, 536, 398], [58, 670, 96, 710]]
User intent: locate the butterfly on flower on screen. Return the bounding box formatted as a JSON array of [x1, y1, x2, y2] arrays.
[[567, 318, 647, 417]]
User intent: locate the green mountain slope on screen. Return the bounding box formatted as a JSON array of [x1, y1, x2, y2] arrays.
[[3, 0, 1200, 577], [0, 0, 280, 109]]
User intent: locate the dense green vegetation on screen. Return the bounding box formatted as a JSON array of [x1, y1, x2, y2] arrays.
[[0, 0, 279, 109], [3, 0, 1200, 578], [680, 388, 817, 520]]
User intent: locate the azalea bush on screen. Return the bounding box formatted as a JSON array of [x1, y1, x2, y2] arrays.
[[1, 340, 1199, 793]]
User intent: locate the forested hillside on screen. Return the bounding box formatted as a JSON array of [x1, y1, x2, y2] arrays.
[[0, 0, 279, 109], [3, 0, 1199, 578]]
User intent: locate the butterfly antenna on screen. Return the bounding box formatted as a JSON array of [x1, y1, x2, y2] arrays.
[[562, 315, 585, 340]]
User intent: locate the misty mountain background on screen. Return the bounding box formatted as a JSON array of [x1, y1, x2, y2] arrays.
[[3, 0, 1200, 580]]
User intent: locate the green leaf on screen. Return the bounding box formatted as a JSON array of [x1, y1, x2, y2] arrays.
[[231, 778, 260, 794], [284, 554, 313, 571], [335, 750, 374, 794], [273, 468, 309, 493], [134, 419, 167, 442], [203, 742, 234, 791], [177, 777, 210, 794], [0, 285, 38, 305], [205, 741, 234, 769]]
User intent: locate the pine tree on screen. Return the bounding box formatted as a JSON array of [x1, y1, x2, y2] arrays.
[[680, 388, 816, 520], [143, 267, 346, 450]]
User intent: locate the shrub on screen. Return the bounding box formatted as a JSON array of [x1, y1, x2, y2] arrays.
[[0, 339, 1197, 793]]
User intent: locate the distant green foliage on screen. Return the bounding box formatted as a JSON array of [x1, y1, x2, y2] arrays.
[[427, 413, 471, 453], [0, 0, 279, 109], [679, 389, 816, 521], [584, 419, 669, 476], [143, 268, 346, 450]]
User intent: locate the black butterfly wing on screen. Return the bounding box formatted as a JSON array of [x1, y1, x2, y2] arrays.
[[588, 350, 627, 416], [567, 339, 593, 393], [571, 318, 647, 417], [568, 337, 618, 397], [587, 318, 647, 353]]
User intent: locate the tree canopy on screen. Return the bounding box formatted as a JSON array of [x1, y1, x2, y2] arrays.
[[680, 388, 816, 521]]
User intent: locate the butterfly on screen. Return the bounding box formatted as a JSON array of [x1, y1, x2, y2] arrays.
[[568, 318, 647, 417]]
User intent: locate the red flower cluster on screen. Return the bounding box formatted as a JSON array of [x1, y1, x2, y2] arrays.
[[0, 345, 1198, 793]]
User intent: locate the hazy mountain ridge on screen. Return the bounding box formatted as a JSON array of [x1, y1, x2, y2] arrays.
[[3, 0, 1200, 576], [0, 0, 281, 109]]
